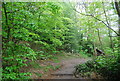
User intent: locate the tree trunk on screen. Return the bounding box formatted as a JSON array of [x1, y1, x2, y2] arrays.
[[115, 1, 120, 34], [3, 3, 10, 42], [93, 42, 97, 57], [114, 1, 120, 52], [102, 2, 114, 51], [108, 29, 114, 51], [96, 28, 103, 50]]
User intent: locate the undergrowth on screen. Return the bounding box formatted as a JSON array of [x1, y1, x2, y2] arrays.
[[74, 47, 120, 81]]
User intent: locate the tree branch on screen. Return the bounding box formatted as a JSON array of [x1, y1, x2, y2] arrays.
[[109, 35, 120, 37], [7, 9, 20, 13], [73, 8, 120, 36]]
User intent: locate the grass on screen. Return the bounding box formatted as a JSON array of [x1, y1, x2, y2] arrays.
[[53, 65, 61, 70], [79, 53, 89, 58], [34, 72, 43, 77], [28, 61, 42, 69]]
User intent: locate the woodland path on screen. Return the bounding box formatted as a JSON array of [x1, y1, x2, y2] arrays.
[[51, 58, 90, 79], [43, 57, 91, 79]]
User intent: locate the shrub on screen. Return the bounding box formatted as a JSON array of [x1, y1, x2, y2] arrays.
[[74, 51, 120, 80]]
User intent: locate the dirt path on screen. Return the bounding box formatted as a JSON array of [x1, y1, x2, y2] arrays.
[[27, 53, 92, 79], [45, 57, 91, 79]]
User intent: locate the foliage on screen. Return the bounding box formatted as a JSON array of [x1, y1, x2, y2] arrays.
[[2, 2, 67, 79], [2, 2, 82, 79], [74, 47, 120, 80], [2, 1, 120, 80], [2, 41, 33, 79]]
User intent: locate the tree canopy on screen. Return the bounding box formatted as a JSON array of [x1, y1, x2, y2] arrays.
[[2, 1, 120, 80]]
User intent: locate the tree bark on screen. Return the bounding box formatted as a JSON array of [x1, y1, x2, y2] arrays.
[[115, 1, 120, 33], [114, 1, 120, 52], [93, 42, 97, 57], [114, 1, 120, 34], [3, 3, 10, 42], [102, 2, 114, 51], [96, 28, 103, 50]]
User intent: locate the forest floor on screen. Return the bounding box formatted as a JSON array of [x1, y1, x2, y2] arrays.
[[24, 53, 91, 79], [48, 58, 90, 79]]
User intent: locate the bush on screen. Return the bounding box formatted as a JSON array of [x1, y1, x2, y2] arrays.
[[74, 50, 120, 80], [2, 41, 35, 79]]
